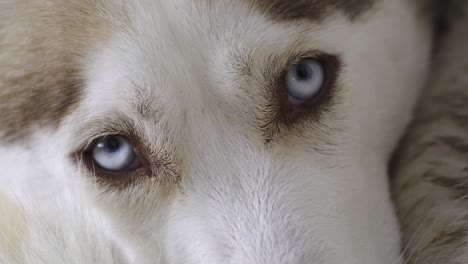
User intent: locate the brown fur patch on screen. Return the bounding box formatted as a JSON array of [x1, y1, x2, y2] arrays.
[[412, 0, 436, 18], [248, 0, 377, 22], [0, 0, 128, 142]]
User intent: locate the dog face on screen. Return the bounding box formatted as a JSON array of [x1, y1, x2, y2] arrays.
[[0, 0, 432, 263]]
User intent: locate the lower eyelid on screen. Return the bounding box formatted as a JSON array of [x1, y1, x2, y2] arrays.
[[287, 95, 307, 106], [128, 156, 141, 170]]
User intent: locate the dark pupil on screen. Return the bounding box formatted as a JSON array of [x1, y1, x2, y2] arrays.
[[103, 137, 121, 153], [296, 64, 311, 80]]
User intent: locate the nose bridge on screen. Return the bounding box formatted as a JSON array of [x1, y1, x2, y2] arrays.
[[200, 154, 315, 264], [182, 105, 319, 262], [224, 190, 312, 264]]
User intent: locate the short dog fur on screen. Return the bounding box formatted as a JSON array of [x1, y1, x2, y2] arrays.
[[0, 0, 433, 263]]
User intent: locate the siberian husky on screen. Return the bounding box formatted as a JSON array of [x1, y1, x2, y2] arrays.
[[0, 0, 433, 263]]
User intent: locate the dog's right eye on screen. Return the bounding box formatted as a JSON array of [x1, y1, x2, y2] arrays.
[[90, 135, 140, 172], [285, 58, 325, 106], [278, 53, 339, 123]]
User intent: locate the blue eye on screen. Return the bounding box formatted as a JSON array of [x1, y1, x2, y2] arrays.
[[285, 59, 325, 105], [91, 135, 137, 171]]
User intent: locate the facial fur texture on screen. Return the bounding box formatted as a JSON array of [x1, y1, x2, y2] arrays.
[[0, 0, 432, 263], [392, 1, 468, 263]]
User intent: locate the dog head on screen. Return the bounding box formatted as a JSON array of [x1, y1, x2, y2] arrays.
[[0, 0, 433, 263]]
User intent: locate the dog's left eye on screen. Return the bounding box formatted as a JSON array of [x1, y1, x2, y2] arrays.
[[91, 135, 139, 172], [285, 58, 325, 106]]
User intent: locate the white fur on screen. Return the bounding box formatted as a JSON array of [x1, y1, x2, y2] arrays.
[[0, 0, 432, 263]]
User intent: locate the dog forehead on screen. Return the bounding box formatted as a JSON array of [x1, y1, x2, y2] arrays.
[[246, 0, 377, 21], [0, 0, 378, 143], [79, 0, 369, 133]]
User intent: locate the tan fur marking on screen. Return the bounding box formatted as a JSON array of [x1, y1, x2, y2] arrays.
[[0, 0, 128, 142]]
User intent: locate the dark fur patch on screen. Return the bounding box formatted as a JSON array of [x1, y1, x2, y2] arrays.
[[248, 0, 377, 22], [0, 0, 126, 142], [0, 66, 83, 142]]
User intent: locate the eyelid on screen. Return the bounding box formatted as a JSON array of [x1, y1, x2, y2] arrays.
[[78, 132, 114, 153], [283, 51, 323, 71], [68, 116, 138, 154]]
